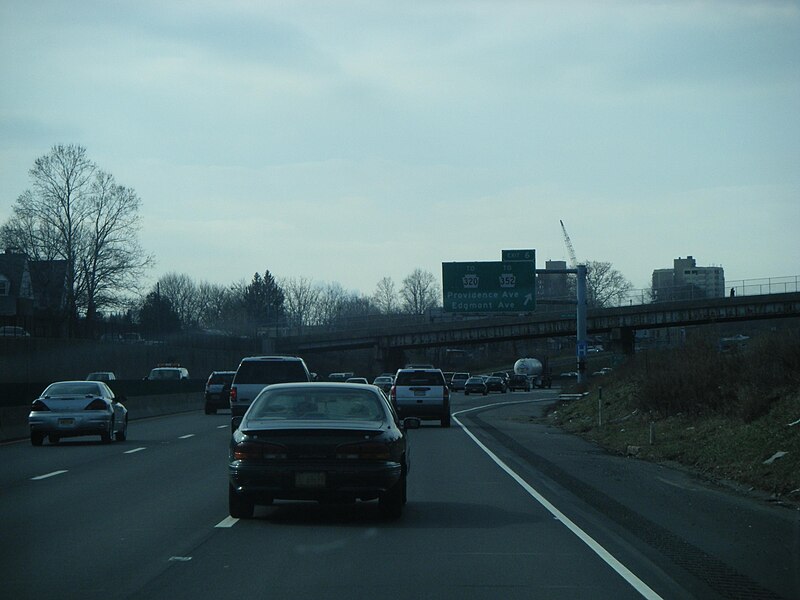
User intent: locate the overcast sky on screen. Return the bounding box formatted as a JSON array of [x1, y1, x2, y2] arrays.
[[1, 0, 798, 297]]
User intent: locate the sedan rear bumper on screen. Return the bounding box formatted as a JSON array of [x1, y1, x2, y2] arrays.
[[28, 412, 112, 436], [230, 461, 402, 501]]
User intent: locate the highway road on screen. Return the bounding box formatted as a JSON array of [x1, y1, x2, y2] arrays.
[[1, 390, 797, 599]]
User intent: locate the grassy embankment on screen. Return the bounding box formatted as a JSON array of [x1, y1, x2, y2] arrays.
[[542, 328, 800, 504]]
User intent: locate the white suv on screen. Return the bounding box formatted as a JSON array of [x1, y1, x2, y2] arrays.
[[229, 356, 311, 417], [391, 368, 450, 427]]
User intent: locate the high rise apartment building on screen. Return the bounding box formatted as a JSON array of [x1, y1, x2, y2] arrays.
[[652, 256, 725, 302]]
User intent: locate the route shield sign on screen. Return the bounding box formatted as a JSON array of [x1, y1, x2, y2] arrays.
[[442, 261, 536, 313]]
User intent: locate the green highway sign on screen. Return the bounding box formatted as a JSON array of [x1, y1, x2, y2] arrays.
[[502, 249, 536, 262], [442, 261, 536, 313]]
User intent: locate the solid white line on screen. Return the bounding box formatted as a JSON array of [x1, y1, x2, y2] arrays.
[[178, 434, 195, 439], [124, 447, 146, 454], [216, 425, 228, 429], [453, 404, 663, 600], [215, 516, 238, 528], [31, 470, 68, 481]]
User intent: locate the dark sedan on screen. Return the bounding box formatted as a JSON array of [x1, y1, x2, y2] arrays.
[[463, 376, 488, 396], [485, 375, 508, 393], [228, 383, 419, 519]]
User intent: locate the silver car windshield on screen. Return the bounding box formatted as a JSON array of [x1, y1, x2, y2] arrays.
[[248, 388, 386, 422], [44, 382, 102, 396]]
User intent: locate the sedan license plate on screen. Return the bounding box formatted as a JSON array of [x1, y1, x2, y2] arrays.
[[58, 418, 75, 426], [295, 472, 326, 489], [414, 390, 426, 397]]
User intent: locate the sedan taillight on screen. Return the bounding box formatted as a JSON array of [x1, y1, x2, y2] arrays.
[[336, 442, 391, 461], [31, 400, 50, 412], [85, 398, 110, 411], [233, 441, 287, 461], [229, 386, 238, 403]]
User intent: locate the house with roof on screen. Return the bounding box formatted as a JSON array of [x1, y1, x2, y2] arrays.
[[0, 249, 34, 317]]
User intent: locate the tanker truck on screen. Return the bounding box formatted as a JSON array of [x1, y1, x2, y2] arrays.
[[513, 357, 552, 389]]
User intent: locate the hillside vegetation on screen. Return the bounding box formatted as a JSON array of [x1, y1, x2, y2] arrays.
[[545, 326, 800, 504]]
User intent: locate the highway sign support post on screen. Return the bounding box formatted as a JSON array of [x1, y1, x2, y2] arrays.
[[535, 265, 588, 385]]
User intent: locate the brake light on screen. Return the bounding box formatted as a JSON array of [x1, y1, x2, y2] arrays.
[[229, 386, 238, 403], [390, 386, 396, 403], [85, 398, 110, 411], [233, 441, 287, 461], [31, 400, 50, 412], [336, 442, 391, 461]]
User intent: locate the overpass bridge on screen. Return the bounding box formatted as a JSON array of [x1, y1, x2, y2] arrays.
[[274, 292, 800, 371]]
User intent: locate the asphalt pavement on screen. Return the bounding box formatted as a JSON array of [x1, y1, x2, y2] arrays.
[[0, 390, 796, 599]]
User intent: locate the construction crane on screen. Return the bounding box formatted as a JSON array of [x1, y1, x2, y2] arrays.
[[559, 220, 578, 268]]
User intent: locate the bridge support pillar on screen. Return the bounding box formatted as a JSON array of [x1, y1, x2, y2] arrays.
[[375, 345, 406, 375], [612, 327, 636, 355]]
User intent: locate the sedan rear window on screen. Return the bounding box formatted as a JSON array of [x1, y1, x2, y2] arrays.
[[44, 382, 101, 396], [248, 389, 385, 421]]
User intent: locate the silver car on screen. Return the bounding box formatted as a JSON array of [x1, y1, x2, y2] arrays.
[[28, 381, 128, 446]]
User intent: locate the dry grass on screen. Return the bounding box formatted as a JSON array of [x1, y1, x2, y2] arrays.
[[545, 327, 800, 502]]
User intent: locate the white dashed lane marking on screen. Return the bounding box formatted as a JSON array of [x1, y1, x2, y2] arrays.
[[31, 470, 68, 481], [215, 516, 238, 528]]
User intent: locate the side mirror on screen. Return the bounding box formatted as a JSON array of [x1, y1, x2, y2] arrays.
[[402, 417, 421, 430], [231, 416, 243, 433]]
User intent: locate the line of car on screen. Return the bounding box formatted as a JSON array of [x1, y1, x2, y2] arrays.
[[27, 356, 550, 521]]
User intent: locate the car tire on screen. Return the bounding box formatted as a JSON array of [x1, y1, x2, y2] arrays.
[[379, 475, 405, 519], [440, 409, 451, 428], [48, 434, 60, 444], [115, 416, 128, 442], [229, 485, 255, 519], [31, 432, 44, 446], [101, 418, 113, 444], [464, 391, 469, 396], [204, 404, 216, 415], [482, 390, 488, 396]]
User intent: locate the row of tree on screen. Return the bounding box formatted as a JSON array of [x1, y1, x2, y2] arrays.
[[137, 268, 442, 336], [2, 145, 634, 338]]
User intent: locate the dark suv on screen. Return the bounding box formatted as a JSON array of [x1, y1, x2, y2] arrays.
[[229, 356, 312, 417], [507, 373, 531, 392], [205, 370, 236, 414]]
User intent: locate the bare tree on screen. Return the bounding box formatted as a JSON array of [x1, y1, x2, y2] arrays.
[[79, 171, 153, 320], [1, 144, 152, 328], [400, 268, 440, 315], [584, 260, 634, 308], [373, 276, 399, 314], [313, 282, 348, 329], [0, 191, 62, 261], [196, 281, 234, 329], [282, 276, 321, 329], [156, 272, 201, 329]]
